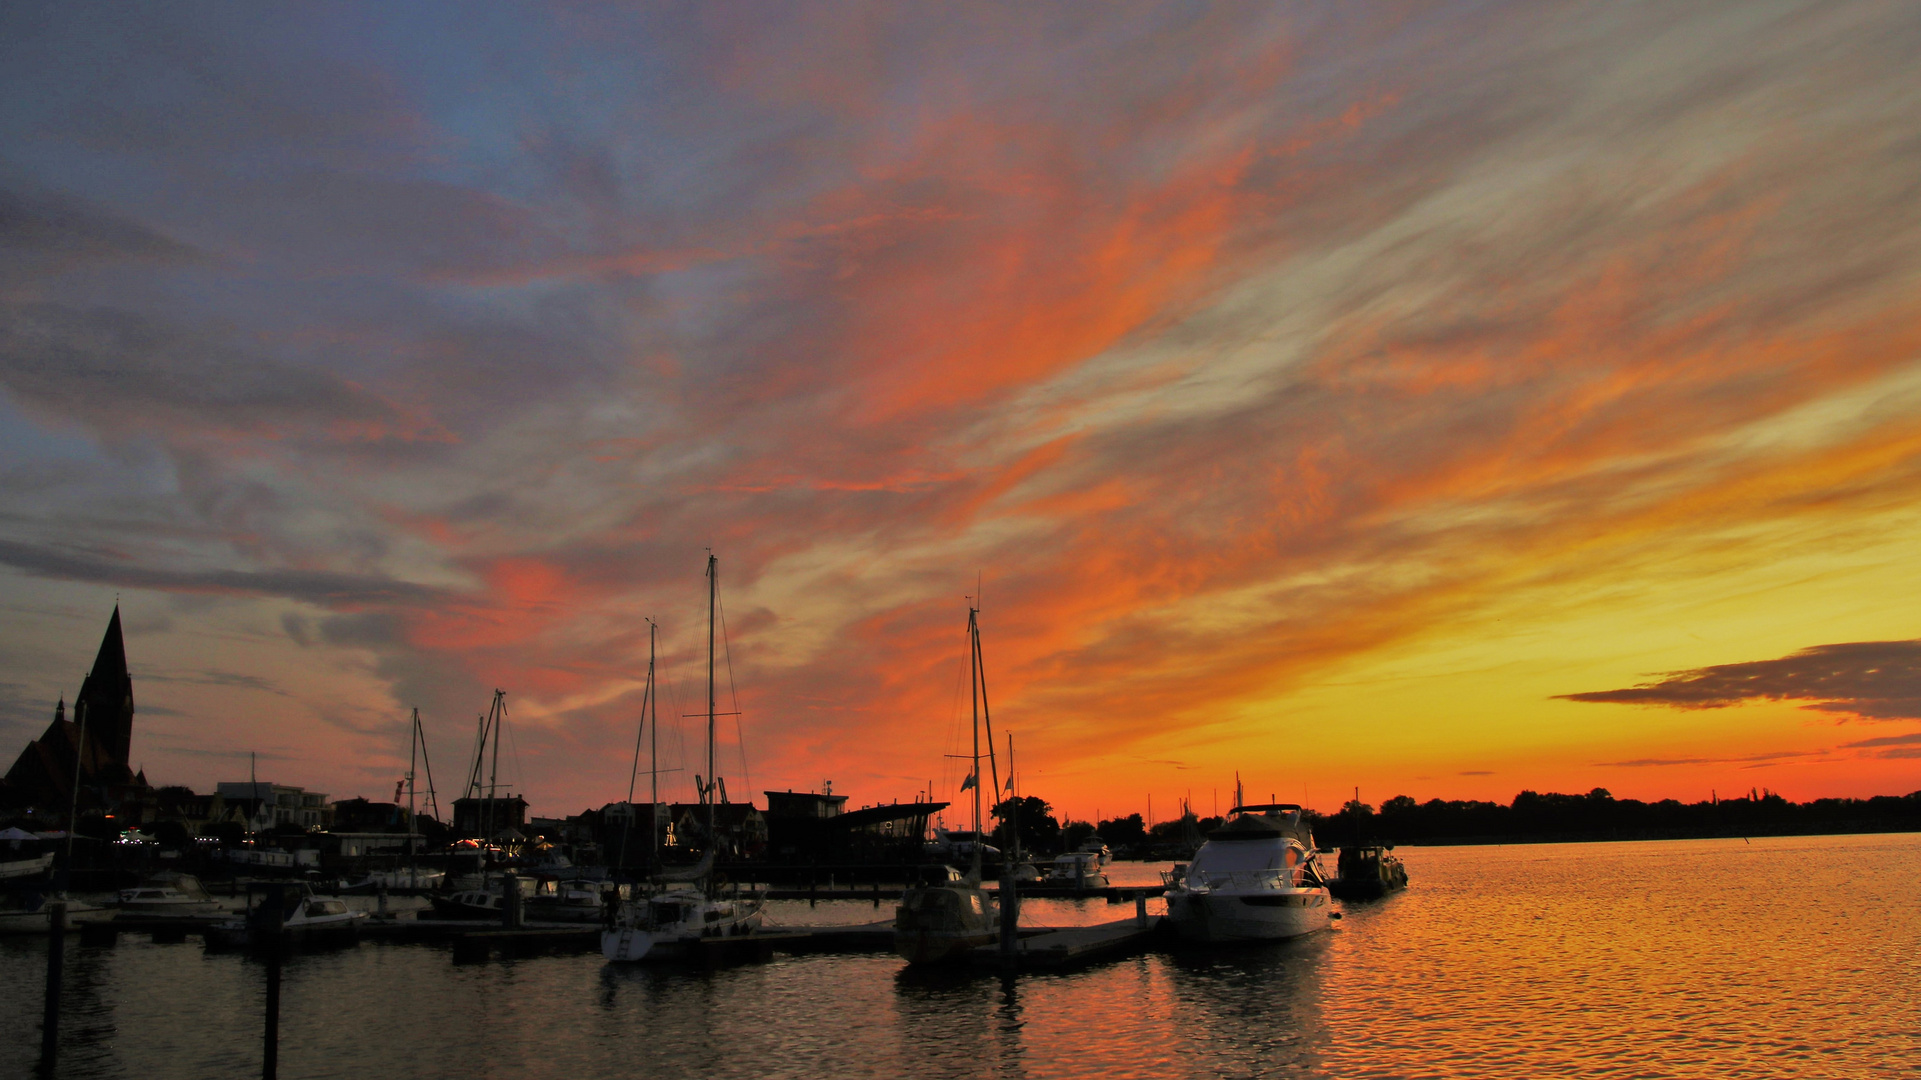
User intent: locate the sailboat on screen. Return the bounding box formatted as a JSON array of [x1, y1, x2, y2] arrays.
[[363, 709, 444, 891], [894, 603, 1002, 964], [602, 553, 765, 962]]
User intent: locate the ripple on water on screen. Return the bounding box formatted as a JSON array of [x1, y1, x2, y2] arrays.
[[1, 833, 1913, 1079]]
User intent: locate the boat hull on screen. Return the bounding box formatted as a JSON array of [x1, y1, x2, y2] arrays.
[[893, 928, 996, 964], [206, 917, 364, 950], [602, 908, 764, 963], [0, 852, 56, 880], [1165, 888, 1332, 942], [0, 901, 113, 934]]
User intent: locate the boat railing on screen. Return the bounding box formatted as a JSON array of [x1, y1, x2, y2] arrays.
[[1194, 868, 1299, 891]]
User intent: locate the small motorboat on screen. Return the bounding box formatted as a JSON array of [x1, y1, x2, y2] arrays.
[[1327, 844, 1409, 900], [1040, 851, 1111, 891], [117, 873, 225, 917], [428, 874, 535, 919], [1163, 803, 1333, 943], [207, 883, 366, 949]]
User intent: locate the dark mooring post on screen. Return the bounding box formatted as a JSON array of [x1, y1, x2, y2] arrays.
[[502, 872, 522, 929], [41, 901, 66, 1069], [998, 869, 1019, 970], [261, 884, 285, 1080]]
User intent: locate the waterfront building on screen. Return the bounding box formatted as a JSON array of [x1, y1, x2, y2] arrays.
[[764, 789, 948, 864], [668, 801, 768, 857], [216, 782, 334, 831], [452, 795, 528, 838]]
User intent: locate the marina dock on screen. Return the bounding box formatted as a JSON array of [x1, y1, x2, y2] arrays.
[[81, 911, 1170, 971], [970, 916, 1165, 971]]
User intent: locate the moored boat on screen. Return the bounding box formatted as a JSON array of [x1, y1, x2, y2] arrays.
[[526, 878, 607, 923], [894, 602, 1002, 965], [601, 556, 765, 963], [207, 883, 366, 948], [0, 892, 114, 934], [1328, 844, 1409, 900], [602, 881, 764, 962], [117, 872, 224, 917], [1163, 803, 1332, 943], [427, 875, 534, 920], [1041, 850, 1110, 891], [0, 851, 56, 880]]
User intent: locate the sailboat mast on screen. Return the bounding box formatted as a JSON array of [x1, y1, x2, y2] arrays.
[[408, 708, 419, 870], [706, 553, 718, 861], [969, 606, 982, 880], [485, 690, 505, 842], [620, 634, 653, 873], [1007, 731, 1020, 863], [649, 619, 660, 869]]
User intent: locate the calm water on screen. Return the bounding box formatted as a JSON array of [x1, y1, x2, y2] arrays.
[[3, 833, 1914, 1079]]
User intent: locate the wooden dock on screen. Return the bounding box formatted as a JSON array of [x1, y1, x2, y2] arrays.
[[968, 916, 1166, 972], [761, 885, 1164, 903], [78, 911, 1171, 974]]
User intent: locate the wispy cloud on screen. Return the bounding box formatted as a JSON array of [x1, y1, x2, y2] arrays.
[[1, 2, 1920, 810], [1560, 641, 1921, 721]]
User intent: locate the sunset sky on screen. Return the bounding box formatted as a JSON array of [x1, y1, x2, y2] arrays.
[[3, 3, 1919, 824]]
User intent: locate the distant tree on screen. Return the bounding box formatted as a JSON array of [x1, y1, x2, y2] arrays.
[[150, 820, 193, 850], [1060, 820, 1096, 851], [993, 795, 1062, 854], [1096, 813, 1146, 850]]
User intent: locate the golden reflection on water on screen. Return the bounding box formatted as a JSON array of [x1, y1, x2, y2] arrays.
[[0, 833, 1913, 1079]]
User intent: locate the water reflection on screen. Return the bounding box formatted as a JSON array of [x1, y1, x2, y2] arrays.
[[0, 834, 1914, 1079]]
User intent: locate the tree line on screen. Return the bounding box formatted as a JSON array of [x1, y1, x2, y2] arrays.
[[997, 787, 1921, 857]]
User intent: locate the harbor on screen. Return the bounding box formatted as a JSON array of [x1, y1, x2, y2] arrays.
[[3, 834, 1912, 1080], [6, 6, 1921, 1076]]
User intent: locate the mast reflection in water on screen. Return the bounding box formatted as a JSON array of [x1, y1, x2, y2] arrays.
[[4, 833, 1913, 1079]]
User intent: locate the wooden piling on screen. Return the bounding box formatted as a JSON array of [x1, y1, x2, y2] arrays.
[[502, 873, 522, 929], [261, 884, 285, 1080], [41, 901, 65, 1067], [998, 871, 1019, 970]]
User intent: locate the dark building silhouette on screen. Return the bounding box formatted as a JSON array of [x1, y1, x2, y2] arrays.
[[2, 606, 146, 810]]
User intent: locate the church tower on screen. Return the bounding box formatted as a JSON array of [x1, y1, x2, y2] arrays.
[[1, 606, 144, 808]]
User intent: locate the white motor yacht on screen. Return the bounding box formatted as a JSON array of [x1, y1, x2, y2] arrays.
[[1163, 803, 1332, 942], [1041, 850, 1111, 890], [1074, 836, 1113, 866]]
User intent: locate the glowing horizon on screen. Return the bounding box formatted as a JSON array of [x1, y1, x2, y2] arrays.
[[3, 3, 1919, 824]]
